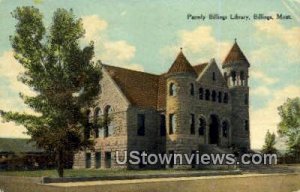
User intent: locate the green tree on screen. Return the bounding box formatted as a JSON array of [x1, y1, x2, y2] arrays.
[[262, 130, 277, 154], [0, 7, 101, 177], [278, 97, 300, 155]]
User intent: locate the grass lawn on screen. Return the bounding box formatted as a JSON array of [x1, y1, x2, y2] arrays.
[[0, 168, 207, 178]]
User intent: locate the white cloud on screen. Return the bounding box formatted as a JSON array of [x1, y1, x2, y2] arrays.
[[0, 51, 35, 96], [161, 26, 232, 65], [82, 15, 107, 44], [250, 85, 300, 149], [0, 118, 30, 138], [252, 19, 300, 64], [101, 41, 136, 64], [81, 15, 143, 71], [251, 86, 272, 96], [251, 69, 278, 85]]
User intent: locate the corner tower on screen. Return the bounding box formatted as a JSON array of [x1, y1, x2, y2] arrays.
[[165, 48, 197, 167], [222, 40, 250, 150]]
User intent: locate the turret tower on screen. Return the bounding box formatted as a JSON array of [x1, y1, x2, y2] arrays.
[[222, 40, 250, 150], [165, 48, 197, 167]]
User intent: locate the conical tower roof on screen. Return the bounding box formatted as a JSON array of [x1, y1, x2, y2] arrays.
[[222, 40, 249, 67], [168, 49, 197, 75]]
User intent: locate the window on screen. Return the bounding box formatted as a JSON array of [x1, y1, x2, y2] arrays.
[[95, 152, 101, 168], [205, 89, 210, 101], [231, 71, 237, 85], [223, 93, 229, 104], [199, 88, 204, 100], [244, 93, 249, 105], [212, 90, 216, 102], [222, 121, 228, 138], [169, 83, 176, 96], [105, 152, 111, 168], [199, 117, 206, 136], [244, 120, 249, 132], [104, 105, 112, 137], [190, 83, 194, 96], [190, 114, 195, 134], [137, 114, 145, 136], [160, 115, 166, 136], [218, 91, 222, 103], [85, 110, 92, 139], [85, 153, 91, 168], [169, 114, 176, 134], [240, 71, 245, 85], [94, 108, 101, 138], [213, 72, 216, 81]]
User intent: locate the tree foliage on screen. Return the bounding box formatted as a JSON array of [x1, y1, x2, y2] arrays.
[[262, 130, 277, 154], [278, 97, 300, 155], [0, 6, 101, 177]]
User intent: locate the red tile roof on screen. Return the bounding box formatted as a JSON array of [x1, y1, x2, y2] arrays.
[[167, 51, 197, 76], [103, 62, 208, 110], [104, 65, 159, 109], [222, 42, 249, 66]]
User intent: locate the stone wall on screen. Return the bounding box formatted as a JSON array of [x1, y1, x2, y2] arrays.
[[73, 67, 130, 169]]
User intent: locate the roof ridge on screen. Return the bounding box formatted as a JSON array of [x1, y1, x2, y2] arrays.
[[193, 62, 208, 67], [102, 64, 159, 77]]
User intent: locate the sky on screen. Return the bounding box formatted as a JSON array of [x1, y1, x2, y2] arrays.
[[0, 0, 299, 149]]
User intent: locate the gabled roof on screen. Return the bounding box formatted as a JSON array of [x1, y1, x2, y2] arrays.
[[167, 51, 197, 75], [222, 41, 249, 66], [104, 65, 160, 109], [193, 63, 208, 75], [103, 62, 209, 110]]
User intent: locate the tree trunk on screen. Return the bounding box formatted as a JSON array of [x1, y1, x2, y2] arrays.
[[57, 150, 64, 178]]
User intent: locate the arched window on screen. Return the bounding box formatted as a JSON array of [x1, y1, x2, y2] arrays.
[[94, 108, 101, 123], [199, 117, 206, 136], [190, 83, 194, 96], [218, 91, 222, 103], [169, 83, 176, 96], [94, 107, 101, 138], [222, 121, 229, 138], [169, 114, 176, 134], [240, 71, 245, 86], [231, 71, 236, 85], [223, 93, 229, 104], [244, 93, 249, 105], [212, 72, 216, 81], [104, 105, 112, 114], [212, 90, 216, 102], [104, 105, 112, 137], [205, 89, 210, 101], [85, 110, 92, 139], [244, 120, 249, 132], [199, 87, 204, 100]]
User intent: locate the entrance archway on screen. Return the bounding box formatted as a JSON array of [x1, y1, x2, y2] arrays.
[[209, 114, 219, 145]]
